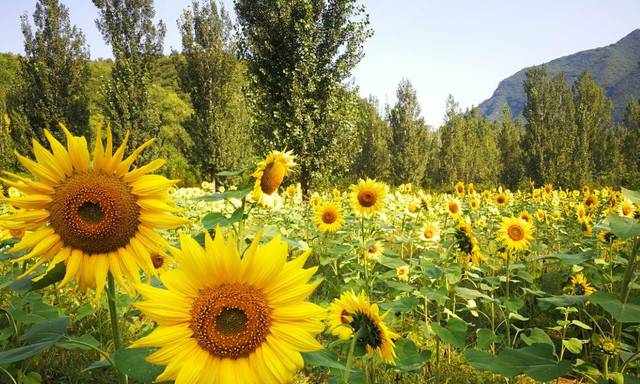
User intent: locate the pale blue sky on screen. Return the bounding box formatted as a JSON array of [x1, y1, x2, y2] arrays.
[[1, 1, 639, 127]]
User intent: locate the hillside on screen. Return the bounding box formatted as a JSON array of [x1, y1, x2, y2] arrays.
[[479, 29, 640, 122]]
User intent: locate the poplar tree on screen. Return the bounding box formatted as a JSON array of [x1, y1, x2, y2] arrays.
[[176, 0, 253, 181], [93, 0, 166, 148], [353, 96, 392, 181], [234, 0, 372, 194], [12, 0, 90, 148], [498, 105, 524, 188]]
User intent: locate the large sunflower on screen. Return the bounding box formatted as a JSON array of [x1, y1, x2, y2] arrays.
[[251, 150, 295, 204], [0, 126, 185, 297], [328, 291, 397, 363], [498, 217, 533, 251], [314, 200, 343, 233], [349, 179, 387, 217], [132, 229, 324, 384]]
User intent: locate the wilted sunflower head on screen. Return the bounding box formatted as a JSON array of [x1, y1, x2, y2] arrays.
[[0, 125, 185, 297], [328, 291, 397, 363], [499, 217, 533, 251], [251, 150, 295, 202], [314, 200, 343, 233], [350, 179, 387, 217]]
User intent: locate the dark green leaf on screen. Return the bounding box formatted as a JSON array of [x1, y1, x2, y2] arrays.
[[589, 292, 640, 323], [29, 262, 65, 291], [394, 339, 431, 371], [56, 334, 101, 351], [303, 350, 352, 372], [23, 317, 68, 344], [604, 215, 640, 240], [113, 348, 163, 383]]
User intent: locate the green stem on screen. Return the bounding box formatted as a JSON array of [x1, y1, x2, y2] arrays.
[[343, 331, 358, 384], [613, 238, 639, 369], [505, 251, 511, 346], [106, 273, 121, 351], [0, 367, 17, 384]]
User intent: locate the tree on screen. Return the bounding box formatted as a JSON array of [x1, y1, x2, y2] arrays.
[[497, 105, 524, 189], [621, 99, 640, 187], [352, 96, 391, 182], [92, 0, 166, 149], [10, 0, 90, 149], [176, 0, 253, 182], [235, 0, 372, 194], [387, 80, 429, 185], [522, 67, 584, 188]]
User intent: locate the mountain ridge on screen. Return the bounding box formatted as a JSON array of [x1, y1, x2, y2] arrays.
[[479, 29, 640, 122]]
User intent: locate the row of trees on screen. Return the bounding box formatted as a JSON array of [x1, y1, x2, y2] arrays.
[[0, 0, 638, 191]]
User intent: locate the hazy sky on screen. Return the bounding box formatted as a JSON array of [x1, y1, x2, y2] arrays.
[[1, 0, 639, 127]]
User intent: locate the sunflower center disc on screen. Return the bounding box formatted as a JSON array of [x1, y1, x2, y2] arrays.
[[507, 225, 524, 241], [260, 161, 286, 195], [449, 202, 459, 214], [322, 210, 337, 224], [357, 191, 376, 207], [191, 284, 272, 359], [350, 312, 383, 349], [48, 171, 141, 255]]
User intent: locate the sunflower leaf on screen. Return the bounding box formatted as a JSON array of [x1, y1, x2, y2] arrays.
[[112, 348, 163, 383]]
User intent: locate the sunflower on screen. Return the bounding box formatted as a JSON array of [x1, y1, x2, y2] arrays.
[[314, 200, 343, 233], [583, 193, 598, 209], [251, 150, 295, 204], [618, 198, 636, 218], [395, 265, 409, 282], [446, 198, 462, 217], [518, 210, 532, 224], [569, 273, 596, 296], [454, 220, 483, 265], [494, 191, 509, 207], [454, 181, 465, 196], [131, 229, 324, 384], [406, 198, 420, 214], [0, 126, 185, 297], [498, 217, 533, 251], [469, 195, 481, 210], [328, 291, 397, 363], [350, 179, 387, 217], [364, 241, 384, 261], [419, 222, 440, 243], [467, 183, 476, 195]]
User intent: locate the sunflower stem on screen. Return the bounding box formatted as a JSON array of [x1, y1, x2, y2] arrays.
[[504, 251, 511, 346], [343, 330, 359, 384], [106, 273, 122, 351]]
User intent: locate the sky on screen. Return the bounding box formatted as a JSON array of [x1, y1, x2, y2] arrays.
[[1, 0, 639, 127]]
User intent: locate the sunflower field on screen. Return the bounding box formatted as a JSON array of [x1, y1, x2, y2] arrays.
[[0, 130, 638, 384]]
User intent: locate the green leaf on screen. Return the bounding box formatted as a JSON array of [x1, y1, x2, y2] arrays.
[[303, 350, 351, 371], [202, 207, 245, 229], [465, 350, 520, 377], [377, 256, 407, 269], [520, 328, 555, 355], [380, 296, 418, 313], [216, 170, 243, 177], [432, 319, 468, 349], [476, 328, 496, 350], [394, 339, 431, 371], [571, 320, 592, 330], [0, 341, 57, 364], [29, 262, 66, 291], [23, 317, 68, 344], [455, 287, 491, 300], [589, 292, 640, 323], [622, 187, 640, 204], [197, 187, 251, 202], [605, 215, 640, 240], [56, 334, 101, 351], [112, 348, 163, 383], [537, 295, 585, 310], [546, 250, 596, 266], [562, 338, 583, 354]]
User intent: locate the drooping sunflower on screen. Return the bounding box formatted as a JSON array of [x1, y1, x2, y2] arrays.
[[132, 229, 324, 384], [498, 217, 533, 251], [251, 150, 295, 204], [314, 200, 343, 233], [0, 126, 185, 297], [454, 220, 483, 265], [419, 222, 441, 243], [349, 179, 387, 217], [328, 291, 397, 363], [569, 273, 596, 296]]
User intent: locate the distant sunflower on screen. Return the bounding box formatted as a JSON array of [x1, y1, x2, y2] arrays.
[[499, 217, 533, 251], [454, 181, 465, 196], [618, 198, 636, 218], [467, 183, 476, 195], [132, 229, 324, 384], [534, 209, 546, 222], [494, 191, 509, 207], [328, 291, 397, 363], [395, 265, 410, 282], [469, 195, 481, 210], [350, 179, 387, 216], [446, 198, 462, 217], [569, 273, 596, 296], [364, 241, 384, 261], [251, 150, 295, 204], [314, 200, 343, 233], [584, 193, 598, 209], [419, 222, 441, 243], [0, 126, 185, 297], [519, 210, 532, 224]]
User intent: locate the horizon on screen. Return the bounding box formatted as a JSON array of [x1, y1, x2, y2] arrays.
[[0, 0, 639, 127]]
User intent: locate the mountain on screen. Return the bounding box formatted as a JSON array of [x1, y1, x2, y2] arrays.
[[479, 29, 640, 122]]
